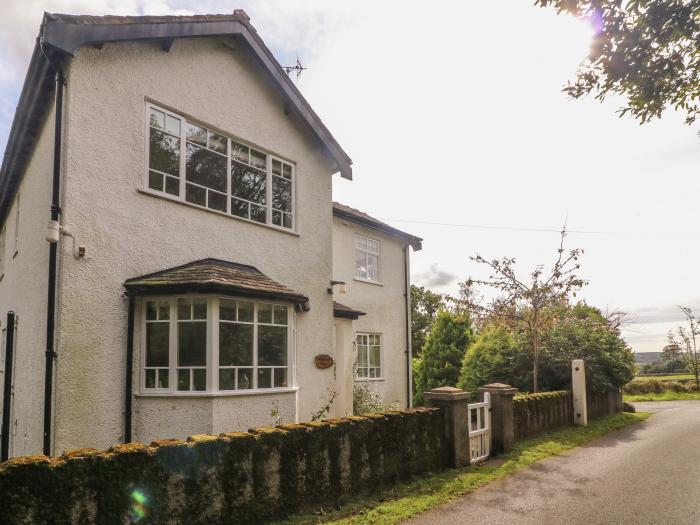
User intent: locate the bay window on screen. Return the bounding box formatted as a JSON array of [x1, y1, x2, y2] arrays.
[[141, 296, 293, 393], [146, 104, 295, 230]]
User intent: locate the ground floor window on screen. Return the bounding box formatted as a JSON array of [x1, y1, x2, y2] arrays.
[[356, 333, 382, 379], [142, 296, 292, 393]]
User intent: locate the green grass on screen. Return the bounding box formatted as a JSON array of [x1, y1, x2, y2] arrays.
[[625, 390, 700, 402], [633, 374, 694, 382], [276, 412, 650, 525]]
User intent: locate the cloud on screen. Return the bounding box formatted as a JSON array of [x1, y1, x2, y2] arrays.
[[413, 264, 457, 288]]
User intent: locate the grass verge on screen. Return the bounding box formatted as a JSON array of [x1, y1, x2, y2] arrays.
[[625, 390, 700, 402], [633, 374, 694, 382], [277, 412, 650, 525]]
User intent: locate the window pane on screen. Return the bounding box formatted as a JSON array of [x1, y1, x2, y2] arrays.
[[231, 161, 266, 205], [231, 141, 249, 163], [193, 369, 206, 391], [220, 299, 236, 321], [358, 348, 368, 367], [272, 159, 282, 176], [148, 170, 164, 192], [355, 251, 368, 279], [274, 368, 288, 388], [272, 177, 292, 212], [208, 191, 227, 212], [251, 204, 266, 224], [367, 254, 379, 281], [178, 322, 206, 366], [219, 323, 253, 366], [158, 370, 169, 389], [238, 301, 254, 322], [150, 108, 165, 130], [238, 368, 253, 389], [370, 345, 381, 367], [258, 304, 273, 324], [258, 368, 272, 389], [273, 306, 287, 325], [165, 115, 180, 136], [150, 130, 180, 176], [282, 163, 292, 180], [250, 149, 267, 170], [219, 368, 235, 390], [272, 210, 282, 227], [357, 367, 368, 378], [178, 298, 191, 320], [282, 213, 293, 230], [145, 369, 156, 388], [231, 198, 249, 219], [186, 183, 206, 207], [258, 325, 287, 366], [158, 301, 170, 320], [146, 301, 157, 321], [165, 176, 180, 196], [369, 368, 378, 378], [146, 323, 169, 367], [193, 298, 207, 319], [178, 369, 189, 391], [186, 122, 207, 146], [186, 143, 227, 193], [208, 131, 227, 154]]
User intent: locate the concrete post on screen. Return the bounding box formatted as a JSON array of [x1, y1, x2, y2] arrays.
[[477, 383, 517, 454], [572, 359, 588, 426], [424, 386, 471, 468]]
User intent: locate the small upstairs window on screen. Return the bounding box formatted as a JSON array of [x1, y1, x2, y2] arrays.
[[355, 234, 380, 282]]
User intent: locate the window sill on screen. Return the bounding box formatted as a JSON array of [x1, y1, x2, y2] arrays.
[[135, 387, 298, 398], [138, 188, 300, 237], [353, 277, 384, 287], [354, 377, 385, 382]]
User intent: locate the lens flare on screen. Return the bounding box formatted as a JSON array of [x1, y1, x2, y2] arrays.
[[587, 9, 604, 35], [131, 489, 148, 521]]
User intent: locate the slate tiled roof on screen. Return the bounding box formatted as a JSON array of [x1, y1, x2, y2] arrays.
[[332, 202, 422, 251], [124, 259, 308, 304], [333, 301, 366, 320]]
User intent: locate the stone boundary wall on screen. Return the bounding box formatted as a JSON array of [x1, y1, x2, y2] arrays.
[[0, 409, 448, 524], [587, 388, 623, 420], [513, 391, 574, 442]]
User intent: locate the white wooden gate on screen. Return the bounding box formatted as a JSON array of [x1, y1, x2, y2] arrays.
[[468, 392, 491, 464]]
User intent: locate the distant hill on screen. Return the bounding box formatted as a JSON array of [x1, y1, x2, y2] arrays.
[[634, 352, 662, 364]]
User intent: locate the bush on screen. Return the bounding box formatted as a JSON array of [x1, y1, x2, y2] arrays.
[[623, 380, 699, 395], [353, 384, 395, 414]]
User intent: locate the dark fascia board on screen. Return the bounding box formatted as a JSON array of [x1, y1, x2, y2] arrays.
[[333, 207, 423, 251], [123, 282, 309, 305], [41, 12, 352, 179], [333, 307, 366, 320]]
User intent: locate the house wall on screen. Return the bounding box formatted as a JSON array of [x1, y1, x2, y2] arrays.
[[53, 37, 338, 452], [331, 217, 410, 409], [0, 102, 56, 457]]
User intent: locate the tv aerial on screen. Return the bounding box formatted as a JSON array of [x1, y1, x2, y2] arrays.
[[283, 58, 307, 80]]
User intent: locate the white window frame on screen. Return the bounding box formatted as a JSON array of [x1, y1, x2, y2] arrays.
[[139, 295, 295, 395], [354, 234, 381, 283], [144, 102, 296, 233], [355, 332, 383, 380]]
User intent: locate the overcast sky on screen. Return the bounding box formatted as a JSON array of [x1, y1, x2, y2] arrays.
[[2, 0, 699, 353]]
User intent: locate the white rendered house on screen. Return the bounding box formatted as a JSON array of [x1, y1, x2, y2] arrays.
[[0, 11, 421, 459]]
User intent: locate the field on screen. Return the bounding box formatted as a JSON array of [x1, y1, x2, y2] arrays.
[[633, 374, 695, 382]]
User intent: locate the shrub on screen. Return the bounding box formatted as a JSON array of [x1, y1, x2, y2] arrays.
[[353, 384, 395, 414]]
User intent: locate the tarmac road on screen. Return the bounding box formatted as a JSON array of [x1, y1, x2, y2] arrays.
[[407, 401, 700, 525]]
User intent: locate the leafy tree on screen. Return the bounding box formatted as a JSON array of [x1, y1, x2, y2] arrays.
[[460, 229, 586, 391], [410, 285, 445, 357], [536, 0, 700, 125], [666, 306, 700, 387], [413, 311, 474, 405]]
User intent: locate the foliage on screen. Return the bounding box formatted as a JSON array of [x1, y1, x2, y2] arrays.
[[353, 384, 395, 415], [310, 386, 340, 421], [410, 285, 446, 357], [624, 378, 700, 395], [279, 412, 650, 525], [458, 229, 586, 391], [536, 0, 700, 125], [639, 359, 688, 375], [665, 306, 700, 387], [413, 311, 474, 405], [624, 390, 700, 402]]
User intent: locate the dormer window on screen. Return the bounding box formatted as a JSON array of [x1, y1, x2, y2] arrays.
[[146, 103, 295, 230]]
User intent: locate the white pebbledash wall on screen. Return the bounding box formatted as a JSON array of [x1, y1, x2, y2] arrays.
[[331, 216, 410, 409], [52, 37, 339, 453]]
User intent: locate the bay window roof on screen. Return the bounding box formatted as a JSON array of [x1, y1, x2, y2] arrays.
[[124, 258, 309, 306], [333, 301, 366, 320]]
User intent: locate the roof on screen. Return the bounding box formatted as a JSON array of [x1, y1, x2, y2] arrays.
[[333, 301, 366, 320], [0, 10, 352, 227], [332, 202, 422, 251], [124, 258, 309, 305]]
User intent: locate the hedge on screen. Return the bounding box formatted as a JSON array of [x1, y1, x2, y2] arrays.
[[0, 408, 448, 524]]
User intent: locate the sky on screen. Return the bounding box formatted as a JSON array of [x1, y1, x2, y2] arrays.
[[2, 0, 699, 353]]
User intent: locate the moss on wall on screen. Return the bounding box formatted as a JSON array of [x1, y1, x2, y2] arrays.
[[0, 408, 447, 524]]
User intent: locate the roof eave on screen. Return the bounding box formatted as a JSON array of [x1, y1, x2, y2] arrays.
[[333, 207, 422, 251]]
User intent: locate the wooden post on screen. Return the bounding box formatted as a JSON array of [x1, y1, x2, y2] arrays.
[[572, 359, 588, 426], [424, 386, 471, 468]]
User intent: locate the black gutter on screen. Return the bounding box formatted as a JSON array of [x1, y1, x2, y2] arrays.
[[1, 311, 16, 462], [43, 69, 64, 456], [124, 296, 135, 443]]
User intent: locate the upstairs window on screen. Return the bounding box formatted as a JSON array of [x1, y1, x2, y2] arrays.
[[147, 104, 295, 230], [355, 234, 380, 282]]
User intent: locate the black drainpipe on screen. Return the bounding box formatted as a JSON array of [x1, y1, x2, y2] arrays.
[[124, 295, 135, 443], [43, 70, 64, 456], [1, 311, 16, 461], [404, 245, 412, 408]]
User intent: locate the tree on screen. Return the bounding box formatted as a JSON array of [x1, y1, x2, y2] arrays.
[[536, 0, 700, 125], [410, 285, 445, 356], [413, 311, 474, 404], [666, 306, 700, 387], [460, 229, 586, 392]]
